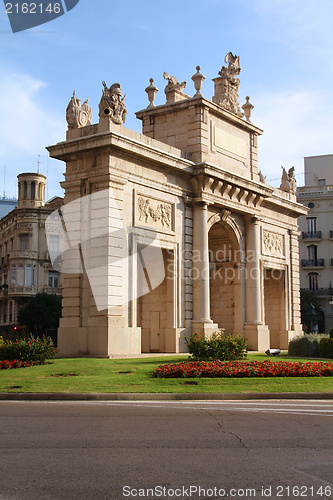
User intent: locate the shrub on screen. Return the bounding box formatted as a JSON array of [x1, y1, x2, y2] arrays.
[[185, 331, 247, 361], [330, 327, 333, 340], [0, 334, 57, 365], [319, 338, 333, 359], [288, 334, 328, 358]]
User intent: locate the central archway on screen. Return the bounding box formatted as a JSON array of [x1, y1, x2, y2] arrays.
[[208, 215, 244, 335]]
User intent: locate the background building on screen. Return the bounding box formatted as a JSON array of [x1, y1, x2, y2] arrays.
[[0, 173, 63, 334], [297, 154, 333, 332], [0, 197, 17, 219]]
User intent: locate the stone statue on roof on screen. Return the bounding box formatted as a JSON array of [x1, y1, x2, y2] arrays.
[[213, 52, 243, 117], [66, 91, 92, 129], [99, 82, 127, 124], [280, 166, 297, 194], [163, 72, 187, 93]]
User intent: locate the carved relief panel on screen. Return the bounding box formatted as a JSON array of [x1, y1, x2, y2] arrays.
[[262, 229, 285, 259], [134, 192, 174, 233]]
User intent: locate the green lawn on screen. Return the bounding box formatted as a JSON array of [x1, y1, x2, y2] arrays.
[[0, 353, 332, 394]]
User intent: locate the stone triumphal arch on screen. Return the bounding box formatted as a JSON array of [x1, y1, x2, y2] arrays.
[[47, 55, 307, 356]]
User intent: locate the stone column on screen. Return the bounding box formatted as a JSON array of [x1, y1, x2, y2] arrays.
[[191, 201, 218, 337], [287, 229, 303, 340], [245, 217, 262, 324], [244, 216, 270, 350]]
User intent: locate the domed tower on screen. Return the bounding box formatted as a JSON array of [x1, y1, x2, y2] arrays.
[[17, 173, 46, 208]]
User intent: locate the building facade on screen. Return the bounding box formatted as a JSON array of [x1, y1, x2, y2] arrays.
[[47, 57, 307, 357], [0, 197, 18, 219], [0, 173, 63, 332], [297, 154, 333, 332]]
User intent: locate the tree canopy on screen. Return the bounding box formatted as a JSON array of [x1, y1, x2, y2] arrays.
[[17, 293, 62, 334]]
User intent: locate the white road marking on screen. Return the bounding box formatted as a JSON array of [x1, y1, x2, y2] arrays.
[[2, 399, 333, 416]]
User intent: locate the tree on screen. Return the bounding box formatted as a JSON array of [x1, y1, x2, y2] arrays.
[[17, 293, 62, 335], [300, 289, 321, 316], [300, 289, 325, 333]]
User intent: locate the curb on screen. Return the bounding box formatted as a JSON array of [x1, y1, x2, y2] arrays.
[[0, 392, 332, 401]]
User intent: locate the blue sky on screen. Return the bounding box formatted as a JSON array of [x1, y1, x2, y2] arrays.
[[1, 0, 333, 199]]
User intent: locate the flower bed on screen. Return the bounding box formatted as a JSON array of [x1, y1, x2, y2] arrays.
[[154, 360, 333, 378], [0, 359, 35, 370], [0, 335, 57, 365]]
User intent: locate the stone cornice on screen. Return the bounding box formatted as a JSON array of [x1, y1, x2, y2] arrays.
[[47, 130, 194, 177], [264, 191, 308, 218]]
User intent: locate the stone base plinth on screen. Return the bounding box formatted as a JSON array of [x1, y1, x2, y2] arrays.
[[191, 321, 220, 338], [244, 323, 270, 351], [57, 325, 141, 357], [278, 328, 302, 350]]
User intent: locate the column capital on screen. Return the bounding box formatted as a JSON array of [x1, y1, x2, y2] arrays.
[[245, 215, 262, 225], [288, 229, 301, 237], [193, 197, 210, 208]]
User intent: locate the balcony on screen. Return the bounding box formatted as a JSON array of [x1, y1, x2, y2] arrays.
[[8, 285, 36, 296], [302, 231, 322, 240], [43, 286, 62, 295], [9, 250, 38, 260], [301, 287, 331, 296], [0, 284, 8, 298], [301, 259, 325, 268]]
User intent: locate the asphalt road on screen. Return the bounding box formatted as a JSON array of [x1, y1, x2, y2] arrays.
[[0, 400, 332, 500]]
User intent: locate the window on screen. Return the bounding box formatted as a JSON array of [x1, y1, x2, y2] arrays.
[[308, 202, 314, 209], [48, 271, 59, 288], [17, 266, 24, 286], [47, 235, 59, 258], [308, 272, 319, 290], [306, 217, 317, 233], [11, 266, 16, 286], [19, 234, 29, 250], [31, 181, 36, 200], [25, 265, 32, 287], [10, 238, 14, 250], [307, 245, 317, 261], [318, 179, 326, 186]]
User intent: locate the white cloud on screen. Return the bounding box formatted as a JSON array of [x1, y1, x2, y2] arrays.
[[0, 71, 64, 198], [0, 72, 63, 154], [253, 86, 332, 187], [251, 0, 333, 62]]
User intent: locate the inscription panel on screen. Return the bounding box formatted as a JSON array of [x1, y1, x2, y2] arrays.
[[214, 126, 247, 159]]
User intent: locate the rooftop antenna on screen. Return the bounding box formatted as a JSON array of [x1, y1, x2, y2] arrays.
[[3, 165, 6, 199], [38, 154, 49, 200]]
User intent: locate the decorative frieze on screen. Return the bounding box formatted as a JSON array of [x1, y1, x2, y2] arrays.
[[136, 194, 173, 232], [262, 229, 285, 258]]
